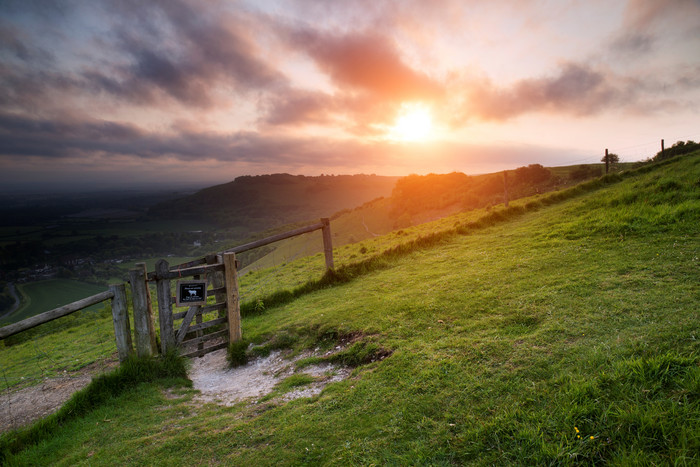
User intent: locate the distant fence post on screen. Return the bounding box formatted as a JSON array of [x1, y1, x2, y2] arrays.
[[605, 148, 609, 174], [661, 139, 665, 159], [223, 252, 242, 343], [321, 218, 334, 270], [503, 171, 509, 208], [129, 263, 157, 357], [109, 283, 133, 362], [155, 259, 176, 354]]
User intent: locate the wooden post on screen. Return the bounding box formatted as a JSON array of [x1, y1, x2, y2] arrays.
[[155, 259, 176, 354], [223, 252, 242, 343], [321, 218, 334, 270], [661, 139, 665, 159], [204, 254, 224, 352], [137, 262, 157, 353], [503, 171, 509, 208], [129, 265, 156, 357], [191, 272, 204, 352], [605, 148, 609, 174], [207, 254, 226, 316], [109, 283, 133, 362]]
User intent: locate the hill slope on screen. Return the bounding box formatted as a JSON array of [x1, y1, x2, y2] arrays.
[[3, 153, 699, 464], [148, 173, 398, 233]]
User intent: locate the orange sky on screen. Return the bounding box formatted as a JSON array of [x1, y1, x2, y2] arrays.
[[0, 0, 699, 191]]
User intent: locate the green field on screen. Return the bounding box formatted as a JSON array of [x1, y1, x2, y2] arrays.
[[1, 154, 699, 464], [2, 280, 110, 325]]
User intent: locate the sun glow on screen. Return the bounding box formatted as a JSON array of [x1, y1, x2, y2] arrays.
[[388, 103, 434, 142]]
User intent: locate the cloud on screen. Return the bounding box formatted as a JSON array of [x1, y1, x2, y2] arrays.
[[0, 111, 359, 169], [288, 28, 443, 102], [621, 0, 700, 31], [609, 0, 700, 59], [0, 0, 288, 112], [261, 89, 338, 126], [609, 32, 655, 56], [0, 113, 146, 158], [453, 63, 617, 121], [82, 0, 287, 108]]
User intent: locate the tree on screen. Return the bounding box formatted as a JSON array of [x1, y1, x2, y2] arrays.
[[601, 153, 620, 164], [513, 164, 551, 185]]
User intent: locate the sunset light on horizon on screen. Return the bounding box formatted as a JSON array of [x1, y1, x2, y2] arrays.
[[0, 0, 699, 192]]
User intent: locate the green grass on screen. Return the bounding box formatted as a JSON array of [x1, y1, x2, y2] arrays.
[[2, 153, 699, 464], [0, 310, 116, 391]]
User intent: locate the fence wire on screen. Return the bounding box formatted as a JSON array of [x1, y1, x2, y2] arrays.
[[0, 305, 117, 433], [239, 229, 324, 306]]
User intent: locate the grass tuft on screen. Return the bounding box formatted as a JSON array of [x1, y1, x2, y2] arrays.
[[226, 339, 250, 367]]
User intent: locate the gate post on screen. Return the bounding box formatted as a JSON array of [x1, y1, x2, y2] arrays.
[[223, 252, 242, 343], [155, 259, 176, 353], [129, 264, 156, 357], [109, 283, 133, 362]]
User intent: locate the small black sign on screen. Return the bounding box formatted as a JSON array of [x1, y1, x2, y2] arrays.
[[176, 280, 207, 307]]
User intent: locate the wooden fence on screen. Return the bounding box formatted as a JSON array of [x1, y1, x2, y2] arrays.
[[0, 218, 334, 361], [0, 284, 133, 362]]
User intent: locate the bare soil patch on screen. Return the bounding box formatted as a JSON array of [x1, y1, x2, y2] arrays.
[[0, 359, 118, 433], [188, 347, 352, 406]]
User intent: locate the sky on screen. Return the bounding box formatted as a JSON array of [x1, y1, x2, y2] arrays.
[[1, 0, 699, 192]]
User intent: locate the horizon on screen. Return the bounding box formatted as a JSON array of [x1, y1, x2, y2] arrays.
[[1, 0, 699, 193], [0, 160, 616, 196]]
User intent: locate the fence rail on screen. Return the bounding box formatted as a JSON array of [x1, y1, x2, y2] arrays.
[[0, 284, 132, 361], [168, 218, 334, 272]]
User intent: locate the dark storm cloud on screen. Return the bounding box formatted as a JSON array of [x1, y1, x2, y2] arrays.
[[83, 0, 287, 108], [0, 0, 287, 111], [0, 113, 147, 158]]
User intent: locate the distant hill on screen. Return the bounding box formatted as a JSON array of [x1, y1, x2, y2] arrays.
[[239, 162, 638, 272], [148, 174, 399, 234]]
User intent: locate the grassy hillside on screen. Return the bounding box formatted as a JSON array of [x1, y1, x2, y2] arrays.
[[148, 173, 398, 231], [239, 163, 614, 274], [2, 153, 699, 464]]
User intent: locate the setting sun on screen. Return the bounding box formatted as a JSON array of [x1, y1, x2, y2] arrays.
[[388, 103, 434, 142]]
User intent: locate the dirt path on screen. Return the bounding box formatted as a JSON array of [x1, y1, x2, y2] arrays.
[[0, 359, 118, 434], [1, 348, 351, 433]]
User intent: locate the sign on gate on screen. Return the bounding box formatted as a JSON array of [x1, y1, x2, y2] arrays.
[[176, 280, 207, 306]]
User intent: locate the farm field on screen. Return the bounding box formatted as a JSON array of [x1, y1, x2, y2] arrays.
[[1, 153, 699, 464], [2, 280, 109, 325]]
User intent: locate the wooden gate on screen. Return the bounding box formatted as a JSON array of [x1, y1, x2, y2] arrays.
[[128, 219, 334, 359], [147, 252, 240, 358]]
